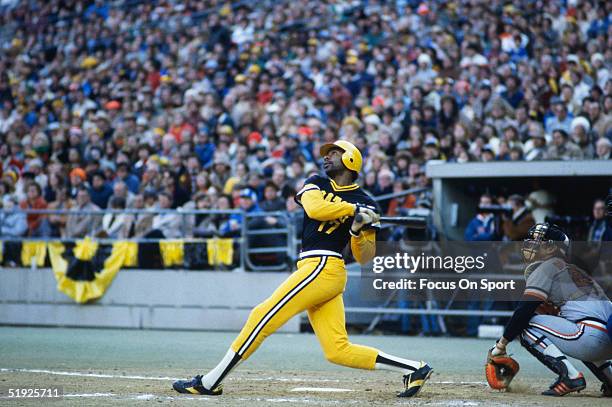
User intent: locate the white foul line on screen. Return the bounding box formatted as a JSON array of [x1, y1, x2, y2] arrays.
[[0, 368, 180, 381], [0, 368, 341, 383], [291, 387, 353, 393], [1, 367, 487, 387]]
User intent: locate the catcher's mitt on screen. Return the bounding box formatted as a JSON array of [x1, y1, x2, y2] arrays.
[[485, 349, 520, 390]]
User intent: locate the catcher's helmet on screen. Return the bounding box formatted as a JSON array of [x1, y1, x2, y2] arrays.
[[320, 140, 363, 174], [521, 223, 570, 263]]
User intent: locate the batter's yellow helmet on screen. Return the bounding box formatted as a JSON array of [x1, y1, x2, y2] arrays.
[[320, 140, 363, 173]]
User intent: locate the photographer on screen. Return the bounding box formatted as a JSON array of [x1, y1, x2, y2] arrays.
[[465, 194, 498, 241], [502, 194, 535, 241]]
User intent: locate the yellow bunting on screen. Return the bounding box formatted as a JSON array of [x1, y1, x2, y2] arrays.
[[21, 241, 47, 267], [159, 240, 184, 267], [207, 237, 234, 266]]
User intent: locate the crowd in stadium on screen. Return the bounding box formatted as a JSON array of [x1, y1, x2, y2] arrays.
[[0, 0, 611, 239]]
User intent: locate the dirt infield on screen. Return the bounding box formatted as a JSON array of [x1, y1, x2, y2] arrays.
[[0, 327, 609, 406]]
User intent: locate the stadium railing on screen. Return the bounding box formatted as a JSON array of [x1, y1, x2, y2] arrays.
[[0, 208, 295, 272]]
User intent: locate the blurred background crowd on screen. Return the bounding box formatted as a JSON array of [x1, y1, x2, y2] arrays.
[[0, 0, 610, 240]]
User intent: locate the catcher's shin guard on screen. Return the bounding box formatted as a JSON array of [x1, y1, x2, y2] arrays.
[[519, 329, 564, 375]]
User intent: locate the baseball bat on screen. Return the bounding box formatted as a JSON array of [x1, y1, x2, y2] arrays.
[[355, 214, 427, 229]]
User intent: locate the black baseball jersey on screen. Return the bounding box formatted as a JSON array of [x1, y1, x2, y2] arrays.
[[295, 175, 379, 253]]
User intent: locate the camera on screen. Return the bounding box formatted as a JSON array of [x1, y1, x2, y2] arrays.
[[477, 204, 513, 215]]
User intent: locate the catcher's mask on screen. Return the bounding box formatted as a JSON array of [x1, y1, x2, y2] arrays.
[[521, 223, 570, 264]]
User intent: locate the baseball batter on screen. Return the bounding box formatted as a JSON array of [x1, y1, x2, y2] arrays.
[[489, 223, 612, 396], [173, 140, 433, 397]]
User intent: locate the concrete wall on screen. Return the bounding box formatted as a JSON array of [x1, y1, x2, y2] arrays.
[[0, 268, 299, 332]]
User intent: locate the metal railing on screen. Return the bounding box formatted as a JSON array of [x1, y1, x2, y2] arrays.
[[241, 211, 296, 272], [0, 207, 299, 272]]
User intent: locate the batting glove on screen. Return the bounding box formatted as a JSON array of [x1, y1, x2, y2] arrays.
[[351, 204, 380, 235]]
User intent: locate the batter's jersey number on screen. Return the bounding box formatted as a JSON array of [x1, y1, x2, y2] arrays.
[[317, 192, 350, 234]]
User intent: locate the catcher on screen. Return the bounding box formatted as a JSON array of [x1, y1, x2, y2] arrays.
[[486, 223, 612, 396], [173, 140, 433, 397]]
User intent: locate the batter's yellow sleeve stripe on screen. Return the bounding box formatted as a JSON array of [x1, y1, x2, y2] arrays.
[[300, 190, 355, 221], [236, 256, 328, 357]]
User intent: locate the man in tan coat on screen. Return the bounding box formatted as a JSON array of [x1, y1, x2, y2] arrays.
[[64, 186, 102, 238]]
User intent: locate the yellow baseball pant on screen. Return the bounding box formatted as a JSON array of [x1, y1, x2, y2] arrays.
[[230, 256, 379, 369]]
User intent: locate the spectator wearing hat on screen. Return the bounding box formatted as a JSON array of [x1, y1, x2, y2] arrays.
[[547, 129, 583, 160], [590, 53, 609, 88], [24, 157, 47, 189], [220, 188, 260, 237], [423, 136, 443, 161], [414, 53, 437, 85], [523, 124, 548, 161], [481, 145, 496, 162], [69, 168, 88, 199], [65, 186, 102, 238], [570, 116, 595, 159], [210, 153, 232, 191]]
